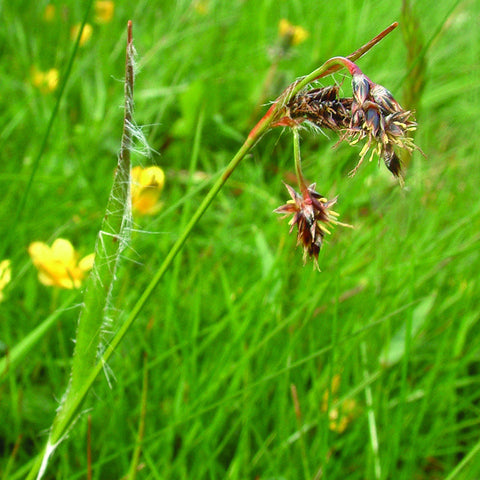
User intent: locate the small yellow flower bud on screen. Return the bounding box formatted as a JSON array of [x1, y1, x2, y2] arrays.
[[71, 23, 93, 47], [94, 1, 115, 24]]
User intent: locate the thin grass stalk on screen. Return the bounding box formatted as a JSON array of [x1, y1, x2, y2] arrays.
[[444, 438, 480, 480], [26, 21, 135, 480], [290, 384, 312, 480], [0, 294, 77, 383], [126, 353, 149, 480], [1, 434, 22, 480], [87, 415, 92, 480], [399, 0, 426, 168], [361, 342, 381, 480], [389, 302, 414, 477], [401, 0, 426, 112], [395, 0, 462, 91]]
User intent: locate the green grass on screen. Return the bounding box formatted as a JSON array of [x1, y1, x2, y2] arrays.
[[1, 0, 480, 479]]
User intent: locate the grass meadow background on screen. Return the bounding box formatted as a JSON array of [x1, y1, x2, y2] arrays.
[[1, 0, 480, 478]]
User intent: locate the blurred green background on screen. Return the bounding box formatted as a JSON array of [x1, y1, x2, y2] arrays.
[[1, 0, 480, 479]]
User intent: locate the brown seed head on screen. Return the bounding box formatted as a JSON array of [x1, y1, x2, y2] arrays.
[[274, 183, 340, 267], [286, 86, 352, 131], [345, 73, 418, 178]]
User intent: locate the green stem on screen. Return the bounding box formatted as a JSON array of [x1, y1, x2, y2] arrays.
[[0, 294, 77, 383], [361, 342, 382, 480], [95, 128, 262, 360], [292, 128, 307, 193], [127, 354, 149, 480]]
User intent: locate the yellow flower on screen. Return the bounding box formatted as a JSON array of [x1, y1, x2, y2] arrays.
[[131, 166, 165, 216], [94, 1, 114, 24], [28, 239, 94, 289], [278, 19, 309, 46], [43, 4, 56, 22], [31, 67, 59, 93], [71, 23, 93, 46], [0, 260, 12, 302], [321, 374, 357, 434]]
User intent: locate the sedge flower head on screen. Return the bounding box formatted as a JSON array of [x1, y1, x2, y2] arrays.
[[131, 166, 165, 216], [285, 85, 352, 131], [0, 260, 12, 302], [345, 72, 419, 178], [31, 67, 59, 93], [275, 183, 340, 268], [71, 23, 93, 46], [28, 239, 94, 289], [94, 1, 114, 24]]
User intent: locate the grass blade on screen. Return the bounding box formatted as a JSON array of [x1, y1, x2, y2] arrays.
[[26, 21, 135, 480], [0, 294, 77, 383]]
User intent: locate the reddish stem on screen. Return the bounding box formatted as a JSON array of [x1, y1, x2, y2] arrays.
[[327, 56, 363, 76]]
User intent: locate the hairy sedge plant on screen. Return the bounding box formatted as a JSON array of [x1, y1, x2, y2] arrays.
[[26, 21, 421, 479]]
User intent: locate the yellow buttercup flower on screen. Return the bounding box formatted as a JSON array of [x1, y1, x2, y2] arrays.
[[0, 259, 12, 302], [31, 67, 59, 93], [71, 23, 93, 46], [28, 239, 94, 289], [131, 166, 165, 216], [94, 1, 114, 24], [278, 19, 309, 46]]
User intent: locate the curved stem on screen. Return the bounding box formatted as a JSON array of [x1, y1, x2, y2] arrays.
[[268, 22, 398, 124], [326, 56, 363, 75]]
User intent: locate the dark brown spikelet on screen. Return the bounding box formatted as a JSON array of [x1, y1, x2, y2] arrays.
[[344, 73, 419, 178], [287, 86, 352, 131], [274, 183, 341, 268], [382, 147, 402, 177]]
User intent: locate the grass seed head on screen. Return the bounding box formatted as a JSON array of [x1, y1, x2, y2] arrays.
[[275, 183, 339, 268], [286, 86, 352, 131], [345, 72, 418, 178]]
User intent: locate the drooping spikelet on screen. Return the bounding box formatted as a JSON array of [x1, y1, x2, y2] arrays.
[[274, 183, 341, 268]]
